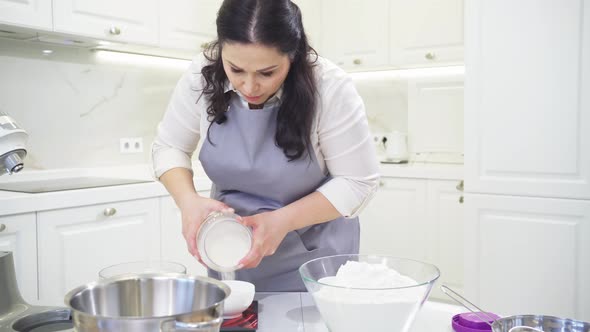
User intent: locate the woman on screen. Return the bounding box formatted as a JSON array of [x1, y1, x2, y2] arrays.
[[152, 0, 379, 292]]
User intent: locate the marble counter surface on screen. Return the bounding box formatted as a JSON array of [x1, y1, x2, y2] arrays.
[[256, 292, 462, 332]]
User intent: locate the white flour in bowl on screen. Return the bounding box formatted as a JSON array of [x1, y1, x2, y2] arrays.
[[312, 261, 426, 332]]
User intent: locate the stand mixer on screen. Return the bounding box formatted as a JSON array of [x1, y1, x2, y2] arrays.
[[0, 252, 74, 331], [0, 112, 28, 176], [0, 116, 74, 331]]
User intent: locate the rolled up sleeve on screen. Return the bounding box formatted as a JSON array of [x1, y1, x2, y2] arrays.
[[151, 58, 205, 179], [315, 68, 380, 218]]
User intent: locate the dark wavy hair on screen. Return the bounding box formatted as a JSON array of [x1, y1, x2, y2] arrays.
[[200, 0, 318, 161]]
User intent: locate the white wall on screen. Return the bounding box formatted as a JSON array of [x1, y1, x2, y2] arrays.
[[0, 38, 464, 170], [0, 38, 187, 170]]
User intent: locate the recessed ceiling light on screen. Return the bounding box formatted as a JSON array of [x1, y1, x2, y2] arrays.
[[42, 49, 53, 55]]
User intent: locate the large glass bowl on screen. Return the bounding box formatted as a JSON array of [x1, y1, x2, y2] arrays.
[[299, 254, 440, 332]]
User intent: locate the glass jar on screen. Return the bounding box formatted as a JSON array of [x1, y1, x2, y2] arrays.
[[197, 211, 252, 273]]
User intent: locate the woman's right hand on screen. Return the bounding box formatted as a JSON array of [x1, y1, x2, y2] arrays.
[[177, 193, 231, 261]]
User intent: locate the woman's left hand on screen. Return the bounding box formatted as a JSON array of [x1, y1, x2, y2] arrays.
[[238, 211, 291, 269]]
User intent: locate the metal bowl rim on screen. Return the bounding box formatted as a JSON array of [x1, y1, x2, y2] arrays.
[[491, 314, 590, 328], [63, 272, 230, 320]]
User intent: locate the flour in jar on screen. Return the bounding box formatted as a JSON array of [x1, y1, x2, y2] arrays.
[[312, 261, 426, 332], [202, 220, 251, 271]]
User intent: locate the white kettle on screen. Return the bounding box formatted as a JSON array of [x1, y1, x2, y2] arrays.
[[383, 131, 408, 163]]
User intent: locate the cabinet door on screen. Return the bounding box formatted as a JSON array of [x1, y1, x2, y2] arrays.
[[37, 198, 160, 306], [0, 213, 37, 304], [464, 0, 590, 199], [0, 0, 51, 30], [389, 0, 463, 68], [464, 193, 590, 321], [425, 179, 464, 302], [292, 0, 323, 54], [160, 195, 207, 276], [359, 178, 428, 260], [159, 0, 222, 52], [53, 0, 158, 45], [408, 77, 464, 162], [319, 0, 389, 71]]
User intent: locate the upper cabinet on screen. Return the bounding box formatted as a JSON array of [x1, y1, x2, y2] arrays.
[[389, 0, 463, 68], [160, 0, 222, 53], [296, 0, 464, 71], [52, 0, 159, 45], [464, 0, 590, 200], [292, 0, 322, 53], [318, 0, 390, 71], [0, 0, 464, 70], [0, 0, 52, 30]]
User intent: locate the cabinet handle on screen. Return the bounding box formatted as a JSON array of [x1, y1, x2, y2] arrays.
[[459, 196, 464, 204], [456, 180, 464, 192], [103, 208, 117, 217], [0, 224, 5, 232], [425, 52, 436, 60], [109, 26, 122, 35], [353, 58, 362, 65]]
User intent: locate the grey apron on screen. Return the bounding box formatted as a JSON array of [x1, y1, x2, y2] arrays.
[[199, 93, 359, 292]]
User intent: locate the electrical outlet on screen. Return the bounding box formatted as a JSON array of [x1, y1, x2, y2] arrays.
[[120, 137, 143, 154]]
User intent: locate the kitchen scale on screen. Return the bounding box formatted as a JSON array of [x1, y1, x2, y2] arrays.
[[0, 252, 258, 332]]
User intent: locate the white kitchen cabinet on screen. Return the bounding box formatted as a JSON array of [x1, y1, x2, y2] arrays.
[[52, 0, 159, 45], [360, 177, 464, 302], [464, 193, 590, 320], [0, 0, 52, 30], [319, 0, 389, 71], [464, 0, 590, 321], [159, 0, 222, 53], [0, 213, 37, 304], [389, 0, 463, 68], [464, 0, 590, 200], [160, 195, 208, 276], [37, 198, 160, 306], [359, 178, 428, 260], [408, 77, 464, 162], [292, 0, 323, 53], [425, 179, 464, 302]]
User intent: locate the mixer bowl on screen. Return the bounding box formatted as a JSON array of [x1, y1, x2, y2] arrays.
[[299, 254, 440, 332]]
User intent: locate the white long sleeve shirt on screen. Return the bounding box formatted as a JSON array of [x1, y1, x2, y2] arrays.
[[152, 54, 380, 218]]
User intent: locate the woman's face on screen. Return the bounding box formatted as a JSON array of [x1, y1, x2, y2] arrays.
[[221, 42, 291, 106]]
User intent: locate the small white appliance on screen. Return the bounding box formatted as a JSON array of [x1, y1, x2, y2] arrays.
[[0, 112, 28, 176], [383, 131, 409, 163]]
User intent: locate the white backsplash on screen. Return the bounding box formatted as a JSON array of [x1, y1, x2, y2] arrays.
[[0, 37, 464, 170], [0, 38, 187, 170], [352, 68, 465, 162]]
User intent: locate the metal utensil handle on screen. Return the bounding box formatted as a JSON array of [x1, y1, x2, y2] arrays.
[[161, 317, 223, 331], [440, 285, 498, 327]]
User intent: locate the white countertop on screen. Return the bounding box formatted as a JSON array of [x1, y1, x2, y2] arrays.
[[0, 164, 212, 216], [256, 292, 462, 332], [379, 161, 463, 180], [0, 162, 462, 216]]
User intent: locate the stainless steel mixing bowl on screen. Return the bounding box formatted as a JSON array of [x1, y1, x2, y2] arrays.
[[492, 315, 590, 332], [64, 272, 230, 332]]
